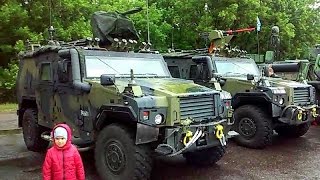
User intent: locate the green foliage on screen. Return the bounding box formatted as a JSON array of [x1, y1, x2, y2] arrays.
[[0, 61, 18, 89], [0, 0, 319, 101], [0, 0, 319, 59], [0, 61, 18, 103]]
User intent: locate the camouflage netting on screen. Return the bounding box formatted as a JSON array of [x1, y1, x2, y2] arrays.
[[91, 8, 141, 47]]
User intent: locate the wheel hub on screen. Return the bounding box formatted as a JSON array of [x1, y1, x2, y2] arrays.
[[105, 141, 126, 174], [239, 118, 257, 138]]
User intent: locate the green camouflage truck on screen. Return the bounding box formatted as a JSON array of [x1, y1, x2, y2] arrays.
[[259, 45, 320, 122], [163, 30, 318, 149], [16, 10, 234, 180], [259, 45, 320, 86]]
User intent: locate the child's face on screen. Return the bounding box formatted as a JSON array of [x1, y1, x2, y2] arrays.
[[54, 137, 67, 147]]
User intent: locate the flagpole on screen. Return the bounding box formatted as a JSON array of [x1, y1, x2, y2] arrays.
[[146, 0, 150, 44], [257, 30, 260, 62], [256, 16, 261, 62]]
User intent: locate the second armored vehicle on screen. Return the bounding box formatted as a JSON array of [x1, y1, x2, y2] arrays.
[[164, 29, 318, 149]]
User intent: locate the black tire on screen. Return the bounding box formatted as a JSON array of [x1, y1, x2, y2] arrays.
[[315, 91, 320, 124], [95, 124, 153, 180], [275, 123, 311, 138], [183, 145, 226, 166], [22, 108, 49, 152], [233, 105, 273, 149]]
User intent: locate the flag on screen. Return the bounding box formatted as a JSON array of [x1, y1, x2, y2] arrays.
[[256, 16, 261, 32]]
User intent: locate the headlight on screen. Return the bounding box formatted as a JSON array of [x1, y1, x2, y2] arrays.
[[279, 98, 285, 105], [220, 91, 232, 100], [310, 87, 316, 103], [155, 114, 163, 125]]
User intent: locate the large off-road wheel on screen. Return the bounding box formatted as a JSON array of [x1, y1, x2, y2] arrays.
[[95, 124, 153, 180], [183, 145, 226, 166], [22, 108, 49, 152], [275, 123, 311, 138], [233, 105, 273, 149]]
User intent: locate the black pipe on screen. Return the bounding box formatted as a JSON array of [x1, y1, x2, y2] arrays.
[[272, 63, 300, 72]]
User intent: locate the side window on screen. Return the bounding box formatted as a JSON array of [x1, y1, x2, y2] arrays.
[[189, 65, 197, 79], [40, 63, 52, 81], [168, 66, 181, 78], [58, 60, 72, 83]]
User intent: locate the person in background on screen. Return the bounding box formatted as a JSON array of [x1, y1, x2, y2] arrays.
[[42, 123, 85, 180], [267, 64, 278, 78]]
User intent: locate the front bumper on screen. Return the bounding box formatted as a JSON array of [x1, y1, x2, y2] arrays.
[[278, 104, 318, 125], [155, 119, 236, 156]]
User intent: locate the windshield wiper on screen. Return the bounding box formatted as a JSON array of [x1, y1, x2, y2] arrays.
[[114, 73, 166, 78], [94, 56, 120, 74], [224, 72, 247, 76], [134, 73, 160, 77], [227, 61, 257, 75]]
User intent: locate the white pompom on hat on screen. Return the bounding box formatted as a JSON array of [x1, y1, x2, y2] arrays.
[[54, 127, 68, 140]]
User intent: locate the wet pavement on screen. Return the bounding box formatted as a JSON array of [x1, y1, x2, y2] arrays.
[[1, 113, 320, 180]]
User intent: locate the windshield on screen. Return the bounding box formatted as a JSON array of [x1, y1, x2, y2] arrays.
[[85, 56, 171, 78], [215, 59, 260, 77]]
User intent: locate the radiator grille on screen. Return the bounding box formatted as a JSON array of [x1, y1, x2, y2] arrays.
[[293, 87, 310, 105], [180, 94, 216, 122]]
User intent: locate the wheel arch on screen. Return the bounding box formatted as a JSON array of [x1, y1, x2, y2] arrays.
[[94, 105, 159, 145], [232, 92, 271, 113], [95, 105, 138, 131]]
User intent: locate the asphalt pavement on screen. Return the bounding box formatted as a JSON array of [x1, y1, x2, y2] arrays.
[[1, 113, 320, 180]]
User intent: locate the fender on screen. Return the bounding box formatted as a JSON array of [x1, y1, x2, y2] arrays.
[[95, 105, 159, 144], [232, 92, 272, 108], [95, 105, 137, 130]]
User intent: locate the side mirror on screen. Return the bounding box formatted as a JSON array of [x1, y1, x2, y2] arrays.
[[219, 78, 226, 87], [247, 74, 254, 80], [195, 64, 203, 79], [101, 74, 115, 86], [58, 59, 69, 73]]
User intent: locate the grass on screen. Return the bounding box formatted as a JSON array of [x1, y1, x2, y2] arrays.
[[0, 103, 17, 113]]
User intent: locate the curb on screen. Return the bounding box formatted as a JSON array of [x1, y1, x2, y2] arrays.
[[0, 151, 41, 164], [0, 128, 22, 135], [0, 112, 16, 114]]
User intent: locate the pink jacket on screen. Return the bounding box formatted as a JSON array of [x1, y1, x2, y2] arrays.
[[42, 124, 85, 180]]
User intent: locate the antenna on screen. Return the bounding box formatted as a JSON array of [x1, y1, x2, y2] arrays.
[[49, 0, 52, 28], [146, 0, 150, 44], [48, 0, 55, 42], [204, 3, 209, 47]]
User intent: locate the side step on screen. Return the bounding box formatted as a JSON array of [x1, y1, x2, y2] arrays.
[[226, 130, 239, 139], [41, 131, 94, 152]]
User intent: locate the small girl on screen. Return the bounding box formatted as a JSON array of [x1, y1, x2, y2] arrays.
[[42, 124, 85, 180]]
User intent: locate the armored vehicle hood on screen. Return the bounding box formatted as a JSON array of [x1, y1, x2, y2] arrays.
[[114, 78, 217, 96], [265, 78, 311, 88]]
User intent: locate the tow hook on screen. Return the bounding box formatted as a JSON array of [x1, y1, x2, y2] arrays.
[[183, 131, 193, 146], [297, 110, 303, 121], [215, 124, 226, 146], [312, 108, 318, 118]]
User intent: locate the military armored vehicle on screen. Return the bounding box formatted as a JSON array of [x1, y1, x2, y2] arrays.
[[16, 9, 234, 180], [164, 29, 318, 149], [260, 45, 320, 123]]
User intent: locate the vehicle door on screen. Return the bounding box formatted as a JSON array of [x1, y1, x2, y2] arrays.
[[36, 57, 54, 127], [53, 58, 84, 137]]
